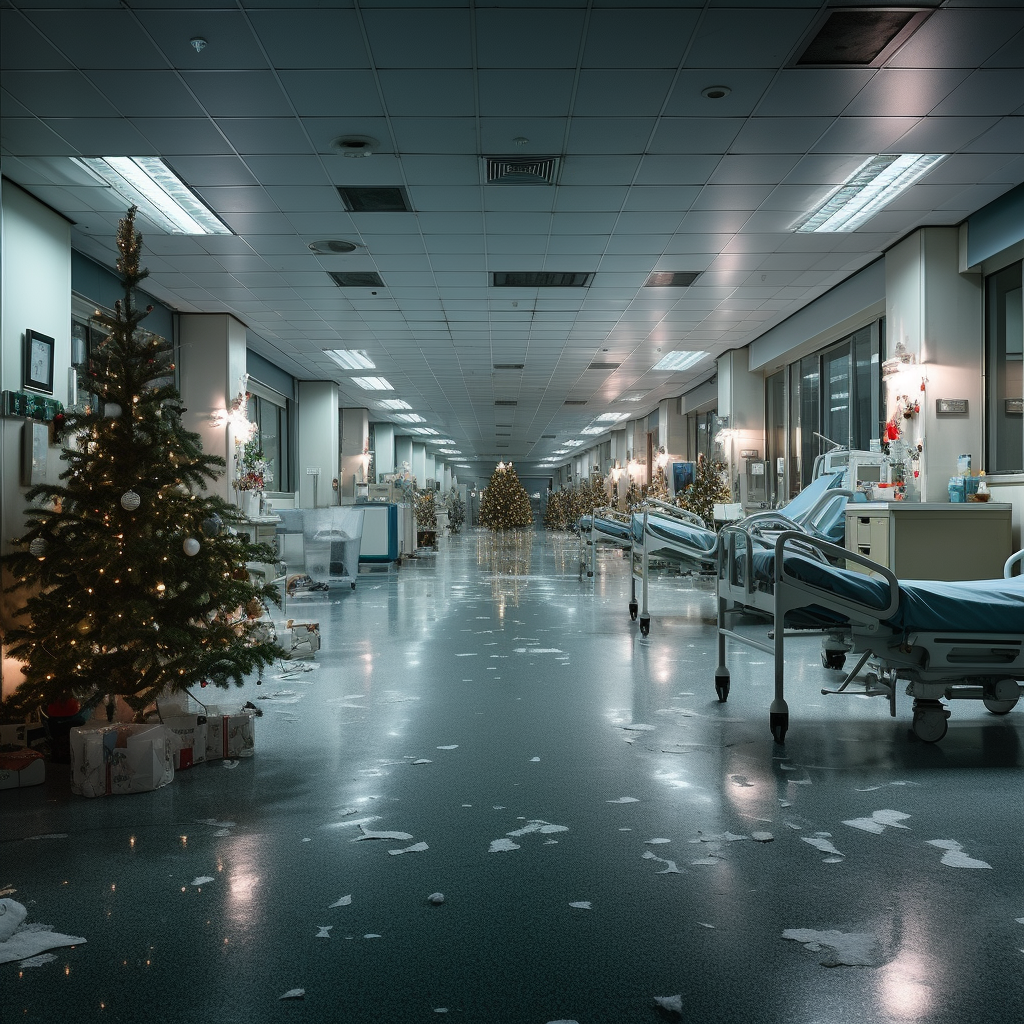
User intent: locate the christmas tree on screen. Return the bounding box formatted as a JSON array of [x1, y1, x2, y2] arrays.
[[675, 454, 731, 527], [478, 462, 533, 530], [415, 488, 437, 545], [446, 491, 465, 534], [2, 207, 283, 720]]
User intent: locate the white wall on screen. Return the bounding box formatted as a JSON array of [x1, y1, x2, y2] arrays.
[[297, 381, 339, 507], [178, 313, 248, 503]]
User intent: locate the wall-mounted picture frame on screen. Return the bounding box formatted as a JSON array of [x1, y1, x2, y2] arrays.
[[24, 329, 55, 394]]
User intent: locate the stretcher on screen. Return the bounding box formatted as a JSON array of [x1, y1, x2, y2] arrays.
[[715, 525, 1024, 744], [577, 507, 633, 579], [626, 473, 855, 636]]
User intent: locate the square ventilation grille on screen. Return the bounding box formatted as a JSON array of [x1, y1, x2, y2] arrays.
[[645, 271, 701, 287], [492, 271, 593, 288], [329, 271, 385, 288], [337, 186, 412, 212], [485, 156, 561, 186], [794, 8, 932, 67]]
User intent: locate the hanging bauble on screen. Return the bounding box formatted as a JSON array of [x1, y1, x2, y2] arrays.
[[183, 537, 201, 557], [201, 514, 222, 538], [76, 615, 93, 635], [104, 402, 122, 419], [121, 490, 141, 511], [231, 566, 249, 581], [52, 411, 66, 434], [28, 537, 47, 558]]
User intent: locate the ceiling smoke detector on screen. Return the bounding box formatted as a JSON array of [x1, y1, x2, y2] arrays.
[[309, 239, 359, 254], [701, 85, 730, 99], [331, 135, 380, 158]]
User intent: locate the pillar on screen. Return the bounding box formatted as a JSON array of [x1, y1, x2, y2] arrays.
[[339, 407, 369, 500], [373, 422, 396, 480], [296, 381, 339, 507]]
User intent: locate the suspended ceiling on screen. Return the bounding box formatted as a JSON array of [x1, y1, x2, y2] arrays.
[[1, 0, 1022, 468]]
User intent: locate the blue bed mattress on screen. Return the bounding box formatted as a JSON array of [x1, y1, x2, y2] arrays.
[[753, 550, 1024, 634], [591, 515, 632, 542], [644, 513, 716, 555]]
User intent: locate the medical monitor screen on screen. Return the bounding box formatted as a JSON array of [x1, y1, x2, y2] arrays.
[[672, 461, 695, 496]]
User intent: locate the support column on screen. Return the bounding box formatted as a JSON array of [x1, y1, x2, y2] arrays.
[[296, 381, 339, 507], [373, 422, 396, 480], [411, 442, 426, 488], [179, 313, 248, 504], [395, 435, 413, 477], [886, 227, 984, 502], [339, 407, 369, 500], [717, 347, 765, 499], [658, 397, 687, 459]]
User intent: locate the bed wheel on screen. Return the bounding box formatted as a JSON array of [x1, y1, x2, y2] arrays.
[[639, 616, 650, 637], [769, 711, 788, 745], [715, 669, 730, 703], [587, 570, 593, 578], [821, 650, 846, 670], [628, 600, 638, 621], [983, 696, 1018, 715], [911, 701, 949, 743]]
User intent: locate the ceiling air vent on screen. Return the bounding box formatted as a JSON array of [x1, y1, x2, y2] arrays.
[[337, 186, 412, 213], [563, 400, 587, 406], [794, 8, 932, 67], [587, 361, 620, 371], [495, 400, 518, 406], [496, 432, 511, 437], [541, 434, 556, 439], [309, 239, 359, 254], [493, 271, 592, 288], [329, 271, 385, 288], [493, 363, 524, 370], [645, 271, 701, 287], [485, 156, 561, 186]]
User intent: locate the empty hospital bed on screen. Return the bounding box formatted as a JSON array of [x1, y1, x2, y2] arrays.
[[626, 472, 855, 636], [715, 525, 1024, 744]]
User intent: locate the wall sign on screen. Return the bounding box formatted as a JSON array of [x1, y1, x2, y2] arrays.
[[935, 398, 968, 415], [1005, 398, 1024, 415], [24, 329, 55, 394]]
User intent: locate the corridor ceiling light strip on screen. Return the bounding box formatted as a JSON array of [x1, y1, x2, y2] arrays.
[[596, 412, 629, 422], [377, 399, 411, 410], [427, 438, 455, 444], [73, 156, 230, 235], [580, 426, 606, 435], [350, 376, 393, 391], [795, 153, 945, 232], [326, 349, 375, 370], [392, 413, 425, 423], [409, 427, 439, 435], [651, 350, 708, 372], [437, 449, 461, 454]]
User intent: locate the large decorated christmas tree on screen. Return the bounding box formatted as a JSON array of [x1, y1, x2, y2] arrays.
[[2, 207, 283, 720], [675, 453, 732, 526], [478, 461, 533, 530]]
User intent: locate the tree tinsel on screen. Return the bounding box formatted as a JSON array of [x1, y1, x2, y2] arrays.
[[674, 454, 732, 527], [478, 462, 533, 530], [2, 206, 284, 720]]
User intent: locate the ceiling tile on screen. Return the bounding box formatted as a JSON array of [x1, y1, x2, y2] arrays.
[[731, 117, 833, 154], [684, 8, 817, 68], [888, 8, 1024, 70], [843, 69, 971, 117], [2, 71, 119, 118], [135, 10, 269, 71], [573, 70, 678, 117], [247, 9, 368, 69], [216, 118, 313, 155], [180, 72, 292, 118], [361, 8, 472, 68], [755, 69, 874, 117], [475, 8, 586, 68], [42, 117, 156, 154]]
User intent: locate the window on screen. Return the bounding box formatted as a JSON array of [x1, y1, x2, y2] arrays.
[[986, 260, 1023, 473], [246, 382, 290, 494]]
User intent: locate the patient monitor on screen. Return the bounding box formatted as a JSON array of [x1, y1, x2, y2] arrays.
[[819, 449, 890, 492]]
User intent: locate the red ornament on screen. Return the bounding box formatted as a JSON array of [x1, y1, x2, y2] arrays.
[[47, 698, 82, 718]]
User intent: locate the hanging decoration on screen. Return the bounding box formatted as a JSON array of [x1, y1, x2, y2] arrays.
[[120, 490, 141, 511], [182, 537, 201, 557]]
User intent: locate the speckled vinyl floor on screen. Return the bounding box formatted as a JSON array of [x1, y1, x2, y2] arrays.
[[4, 528, 1024, 1023]]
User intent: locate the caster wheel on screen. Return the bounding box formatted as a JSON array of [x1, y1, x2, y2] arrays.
[[587, 571, 593, 578], [714, 670, 730, 703], [911, 702, 949, 743], [983, 696, 1018, 715], [351, 582, 356, 590], [629, 601, 638, 621], [821, 650, 846, 670], [769, 711, 788, 744], [639, 617, 650, 637]]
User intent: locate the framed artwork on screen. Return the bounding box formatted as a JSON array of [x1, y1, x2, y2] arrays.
[[24, 329, 55, 394]]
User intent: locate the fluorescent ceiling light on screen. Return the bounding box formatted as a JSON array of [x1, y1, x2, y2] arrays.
[[795, 153, 945, 232], [438, 449, 461, 454], [392, 413, 425, 423], [651, 350, 708, 372], [350, 376, 393, 391], [427, 438, 455, 445], [564, 440, 584, 448], [596, 412, 629, 422], [580, 426, 606, 435], [409, 427, 439, 435], [326, 349, 375, 370], [618, 392, 648, 402], [552, 449, 569, 455], [377, 399, 411, 410], [73, 156, 230, 235]]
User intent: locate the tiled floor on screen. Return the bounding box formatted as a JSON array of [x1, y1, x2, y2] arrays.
[[4, 528, 1024, 1023]]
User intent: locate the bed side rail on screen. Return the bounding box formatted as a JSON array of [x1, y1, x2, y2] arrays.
[[645, 498, 707, 528], [774, 530, 900, 623], [1004, 548, 1024, 579]]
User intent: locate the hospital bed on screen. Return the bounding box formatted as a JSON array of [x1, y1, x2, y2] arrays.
[[626, 472, 855, 637], [715, 524, 1024, 744], [577, 507, 633, 580]]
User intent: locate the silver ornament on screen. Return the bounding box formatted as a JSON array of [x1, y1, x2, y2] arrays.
[[29, 537, 47, 557], [182, 537, 200, 557], [121, 490, 141, 511]]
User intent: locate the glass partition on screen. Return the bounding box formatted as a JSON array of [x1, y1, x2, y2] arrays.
[[986, 260, 1023, 473]]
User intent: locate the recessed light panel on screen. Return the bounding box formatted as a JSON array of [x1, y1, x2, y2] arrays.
[[326, 349, 375, 370], [409, 427, 439, 435], [644, 271, 701, 287], [651, 351, 708, 372], [73, 156, 230, 235], [795, 154, 945, 232], [393, 413, 425, 423], [596, 412, 629, 422], [329, 271, 385, 288], [378, 399, 411, 410], [350, 376, 393, 391]]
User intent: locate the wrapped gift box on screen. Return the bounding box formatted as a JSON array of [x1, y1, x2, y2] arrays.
[[160, 714, 208, 770], [0, 749, 45, 789], [70, 724, 174, 798], [280, 619, 321, 660], [205, 707, 256, 761], [0, 724, 29, 750]]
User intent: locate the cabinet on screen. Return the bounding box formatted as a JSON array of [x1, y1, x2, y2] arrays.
[[844, 502, 1012, 581]]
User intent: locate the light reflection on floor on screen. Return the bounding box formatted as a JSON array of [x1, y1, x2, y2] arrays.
[[4, 527, 1024, 1023]]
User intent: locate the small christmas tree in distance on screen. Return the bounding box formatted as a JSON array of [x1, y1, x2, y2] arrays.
[[2, 206, 283, 720], [478, 461, 533, 530], [675, 454, 732, 527]]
